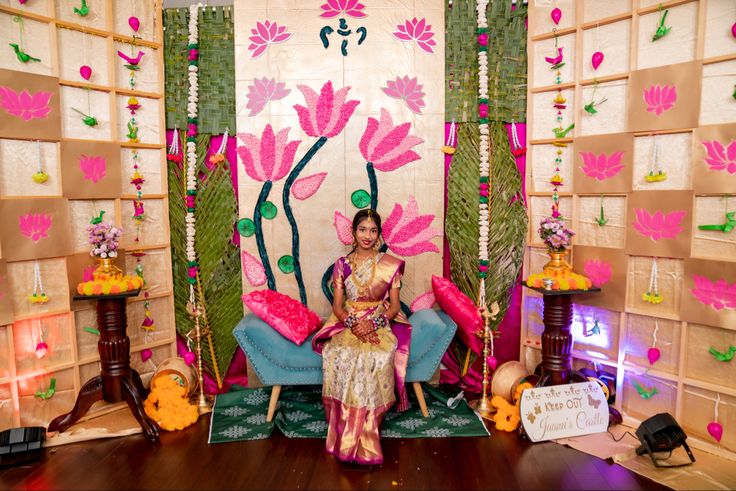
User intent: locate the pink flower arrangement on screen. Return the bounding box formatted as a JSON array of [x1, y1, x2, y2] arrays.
[[87, 221, 122, 259], [538, 216, 575, 252]]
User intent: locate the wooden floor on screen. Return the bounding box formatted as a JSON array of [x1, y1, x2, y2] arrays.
[[1, 415, 670, 490]]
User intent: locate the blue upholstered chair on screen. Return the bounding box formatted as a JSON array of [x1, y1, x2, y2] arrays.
[[232, 308, 457, 421]]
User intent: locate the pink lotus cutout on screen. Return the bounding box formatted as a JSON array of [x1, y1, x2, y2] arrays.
[[690, 274, 736, 311], [383, 196, 442, 256], [580, 151, 625, 181], [19, 213, 52, 243], [359, 108, 424, 172], [242, 251, 267, 287], [247, 20, 293, 59], [237, 124, 301, 182], [632, 208, 686, 241], [392, 18, 437, 54], [643, 84, 677, 116], [79, 155, 107, 184], [410, 291, 436, 312], [291, 172, 327, 200], [319, 0, 366, 18], [0, 86, 53, 121], [583, 259, 612, 287], [381, 76, 426, 114], [293, 81, 360, 138], [246, 77, 290, 117], [701, 140, 736, 175], [333, 211, 354, 245]]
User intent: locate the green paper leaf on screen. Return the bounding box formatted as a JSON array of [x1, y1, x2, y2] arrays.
[[260, 201, 277, 219], [237, 218, 255, 237], [277, 255, 295, 274], [351, 189, 371, 208]]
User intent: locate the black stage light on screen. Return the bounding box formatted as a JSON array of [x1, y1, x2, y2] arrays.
[[635, 412, 695, 468]]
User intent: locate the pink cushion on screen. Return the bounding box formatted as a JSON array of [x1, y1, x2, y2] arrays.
[[431, 275, 483, 355], [242, 289, 322, 346]]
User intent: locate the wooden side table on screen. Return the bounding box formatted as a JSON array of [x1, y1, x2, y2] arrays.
[[48, 290, 159, 440]]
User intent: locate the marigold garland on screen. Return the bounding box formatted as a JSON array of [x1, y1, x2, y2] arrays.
[[144, 375, 199, 431]]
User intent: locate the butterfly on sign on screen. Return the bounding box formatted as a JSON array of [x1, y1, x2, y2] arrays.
[[587, 393, 601, 409]]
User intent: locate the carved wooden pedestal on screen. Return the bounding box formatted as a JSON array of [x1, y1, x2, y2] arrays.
[[48, 290, 159, 440]]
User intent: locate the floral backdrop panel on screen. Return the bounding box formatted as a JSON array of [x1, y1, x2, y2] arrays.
[[680, 258, 736, 330], [234, 0, 445, 316]]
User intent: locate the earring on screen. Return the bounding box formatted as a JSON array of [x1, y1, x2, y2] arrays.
[[352, 239, 357, 248], [373, 238, 381, 251]]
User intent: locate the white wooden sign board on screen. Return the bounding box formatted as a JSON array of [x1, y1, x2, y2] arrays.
[[519, 381, 609, 442]]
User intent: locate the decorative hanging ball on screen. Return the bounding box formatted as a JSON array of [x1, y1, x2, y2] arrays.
[[731, 22, 736, 39], [32, 171, 49, 184], [141, 348, 153, 362], [647, 347, 661, 365], [486, 355, 498, 371], [79, 65, 92, 80], [35, 341, 48, 359], [128, 16, 140, 33], [707, 421, 723, 442], [183, 351, 196, 366], [550, 7, 562, 25], [591, 51, 604, 70]]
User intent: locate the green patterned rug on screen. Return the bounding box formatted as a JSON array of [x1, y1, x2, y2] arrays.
[[208, 384, 489, 444]]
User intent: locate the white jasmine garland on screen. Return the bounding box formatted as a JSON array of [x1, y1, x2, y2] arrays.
[[185, 3, 201, 299]]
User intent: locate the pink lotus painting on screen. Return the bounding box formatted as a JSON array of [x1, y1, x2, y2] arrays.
[[643, 84, 677, 116], [333, 211, 354, 245], [701, 140, 736, 175], [247, 20, 293, 59], [690, 274, 736, 311], [632, 208, 686, 241], [359, 108, 423, 172], [580, 151, 625, 181], [18, 213, 52, 243], [79, 155, 107, 184], [583, 259, 612, 287], [237, 125, 301, 183], [382, 196, 442, 256], [246, 77, 290, 117], [291, 172, 327, 200], [319, 0, 366, 18], [0, 86, 53, 121], [392, 18, 437, 54], [381, 76, 426, 114]]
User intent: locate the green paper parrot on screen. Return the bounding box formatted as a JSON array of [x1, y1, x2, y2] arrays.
[[553, 123, 575, 139], [708, 345, 736, 362], [90, 210, 105, 224], [83, 326, 100, 336], [35, 378, 56, 400], [72, 108, 98, 127], [584, 97, 608, 115], [73, 0, 89, 16], [652, 6, 671, 41], [698, 212, 736, 233], [127, 121, 139, 141], [8, 43, 41, 63], [633, 381, 658, 399]]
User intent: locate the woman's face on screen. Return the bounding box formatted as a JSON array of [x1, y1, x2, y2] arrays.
[[354, 217, 379, 252]]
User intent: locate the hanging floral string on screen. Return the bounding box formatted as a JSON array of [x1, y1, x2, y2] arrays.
[[645, 136, 666, 182], [477, 0, 491, 287], [167, 127, 182, 162], [642, 257, 663, 304], [28, 260, 49, 304], [442, 119, 457, 155], [33, 140, 48, 184], [209, 127, 229, 165], [510, 120, 525, 157], [584, 79, 608, 115], [185, 3, 200, 294], [9, 16, 40, 63]]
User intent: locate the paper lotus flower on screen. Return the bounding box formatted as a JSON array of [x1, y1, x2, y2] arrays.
[[392, 17, 437, 54], [291, 172, 327, 200], [242, 251, 267, 286], [319, 0, 366, 18], [333, 211, 354, 245], [643, 84, 677, 116], [382, 196, 442, 256], [702, 140, 736, 175], [246, 77, 290, 117], [293, 81, 359, 138], [690, 275, 736, 311], [0, 86, 52, 121], [237, 124, 301, 182], [381, 76, 426, 114], [247, 20, 293, 59], [583, 259, 612, 288], [632, 208, 686, 241], [79, 155, 107, 184], [580, 151, 625, 181], [359, 108, 424, 172], [19, 213, 52, 243]]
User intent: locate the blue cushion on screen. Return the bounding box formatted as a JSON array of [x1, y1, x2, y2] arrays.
[[232, 314, 322, 386], [405, 309, 457, 382]]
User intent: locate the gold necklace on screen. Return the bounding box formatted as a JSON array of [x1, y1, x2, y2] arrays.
[[348, 253, 377, 296]]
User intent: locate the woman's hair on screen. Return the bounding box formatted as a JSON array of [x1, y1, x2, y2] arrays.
[[352, 209, 382, 235]]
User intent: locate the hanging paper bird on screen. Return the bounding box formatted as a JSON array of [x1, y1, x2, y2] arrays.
[[117, 50, 145, 70], [652, 6, 671, 41], [127, 121, 139, 142], [594, 199, 608, 226], [90, 210, 105, 224], [8, 43, 40, 63], [585, 319, 602, 337], [553, 123, 575, 139], [545, 47, 564, 69], [83, 326, 100, 336], [73, 0, 89, 17], [632, 380, 658, 399], [708, 345, 736, 362], [698, 212, 736, 233], [584, 97, 608, 115], [71, 108, 98, 127], [34, 378, 56, 400]]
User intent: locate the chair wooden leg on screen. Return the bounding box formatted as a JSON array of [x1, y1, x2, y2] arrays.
[[413, 382, 429, 417], [266, 385, 282, 422]]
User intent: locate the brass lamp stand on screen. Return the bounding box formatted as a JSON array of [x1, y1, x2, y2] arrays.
[[468, 300, 499, 421], [186, 299, 213, 415]]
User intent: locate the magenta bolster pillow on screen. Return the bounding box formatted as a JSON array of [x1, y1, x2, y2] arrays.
[[431, 275, 484, 355], [242, 289, 322, 346]]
